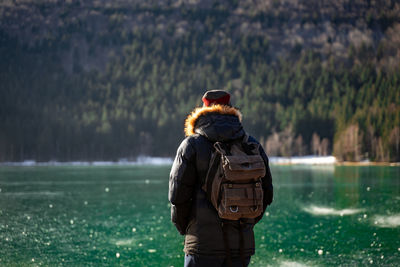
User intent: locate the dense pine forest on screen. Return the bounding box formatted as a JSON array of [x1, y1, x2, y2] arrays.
[[1, 0, 399, 162]]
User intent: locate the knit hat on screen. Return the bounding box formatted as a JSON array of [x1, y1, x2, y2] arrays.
[[202, 90, 231, 107]]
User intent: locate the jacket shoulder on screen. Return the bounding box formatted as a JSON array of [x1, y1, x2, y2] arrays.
[[182, 133, 209, 146], [247, 135, 260, 144], [247, 135, 269, 161], [175, 134, 208, 157]]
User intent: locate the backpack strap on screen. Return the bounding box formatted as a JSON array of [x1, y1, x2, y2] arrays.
[[215, 141, 233, 156], [242, 133, 249, 143], [203, 147, 221, 203], [241, 134, 260, 155]]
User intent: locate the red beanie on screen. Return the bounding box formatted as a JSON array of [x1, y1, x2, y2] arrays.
[[202, 90, 231, 107]]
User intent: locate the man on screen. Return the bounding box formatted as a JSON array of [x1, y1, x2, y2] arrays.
[[169, 90, 273, 267]]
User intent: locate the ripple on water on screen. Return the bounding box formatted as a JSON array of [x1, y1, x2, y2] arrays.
[[0, 180, 163, 186], [113, 238, 135, 246], [303, 205, 365, 216], [279, 260, 310, 267], [372, 214, 400, 228], [0, 191, 64, 197]]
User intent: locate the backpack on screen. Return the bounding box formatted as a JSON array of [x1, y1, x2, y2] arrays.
[[203, 134, 266, 220]]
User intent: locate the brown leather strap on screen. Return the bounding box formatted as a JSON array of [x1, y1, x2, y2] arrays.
[[204, 151, 220, 203]]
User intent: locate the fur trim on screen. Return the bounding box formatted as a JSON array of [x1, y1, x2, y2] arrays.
[[184, 105, 242, 136]]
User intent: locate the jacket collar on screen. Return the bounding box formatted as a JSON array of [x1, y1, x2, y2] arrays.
[[184, 105, 242, 137]]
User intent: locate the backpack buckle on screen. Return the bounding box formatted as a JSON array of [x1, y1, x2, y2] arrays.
[[251, 206, 258, 212], [229, 206, 239, 213]]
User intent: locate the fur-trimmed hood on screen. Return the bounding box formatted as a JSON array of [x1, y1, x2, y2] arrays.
[[184, 105, 244, 142]]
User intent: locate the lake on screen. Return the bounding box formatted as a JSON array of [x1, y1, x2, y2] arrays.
[[0, 165, 399, 266]]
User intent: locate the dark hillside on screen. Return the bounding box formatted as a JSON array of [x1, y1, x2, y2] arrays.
[[1, 0, 399, 161]]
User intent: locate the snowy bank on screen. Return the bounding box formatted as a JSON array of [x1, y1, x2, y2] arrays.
[[1, 156, 336, 166], [0, 156, 173, 166], [3, 156, 398, 167], [269, 156, 337, 165]]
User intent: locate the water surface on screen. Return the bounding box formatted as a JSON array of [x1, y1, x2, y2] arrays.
[[0, 165, 399, 266]]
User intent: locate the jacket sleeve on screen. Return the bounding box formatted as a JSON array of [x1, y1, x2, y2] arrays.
[[255, 142, 274, 223], [168, 137, 197, 235]]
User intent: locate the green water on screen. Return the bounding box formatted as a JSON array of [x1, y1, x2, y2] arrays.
[[0, 165, 399, 266]]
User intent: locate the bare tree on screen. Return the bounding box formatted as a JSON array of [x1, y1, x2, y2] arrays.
[[312, 133, 321, 155], [280, 127, 294, 157], [389, 126, 400, 161], [265, 127, 295, 157], [320, 138, 330, 156], [294, 135, 306, 156], [333, 124, 363, 161], [266, 132, 281, 156]]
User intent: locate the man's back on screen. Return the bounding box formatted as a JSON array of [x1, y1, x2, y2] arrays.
[[169, 90, 273, 266]]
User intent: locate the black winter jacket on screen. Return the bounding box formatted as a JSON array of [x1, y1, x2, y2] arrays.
[[169, 105, 273, 257]]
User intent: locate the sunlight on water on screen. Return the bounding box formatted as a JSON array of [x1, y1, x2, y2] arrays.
[[0, 157, 173, 166], [372, 214, 400, 228], [113, 238, 136, 246], [278, 260, 311, 267], [303, 205, 365, 216], [1, 191, 64, 197], [1, 179, 163, 186]]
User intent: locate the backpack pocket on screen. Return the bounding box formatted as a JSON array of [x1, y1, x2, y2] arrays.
[[217, 182, 263, 220]]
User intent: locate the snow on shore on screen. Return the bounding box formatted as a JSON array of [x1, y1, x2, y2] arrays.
[[2, 156, 398, 166], [269, 156, 337, 165], [0, 156, 347, 166], [0, 156, 337, 166], [0, 156, 173, 166]]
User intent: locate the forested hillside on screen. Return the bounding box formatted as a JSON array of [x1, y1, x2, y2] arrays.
[[1, 0, 399, 162]]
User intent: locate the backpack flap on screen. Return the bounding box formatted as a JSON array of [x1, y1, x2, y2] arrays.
[[222, 155, 266, 182]]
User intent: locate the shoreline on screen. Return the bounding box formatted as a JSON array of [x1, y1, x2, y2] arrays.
[[0, 156, 399, 167], [335, 161, 400, 167]]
